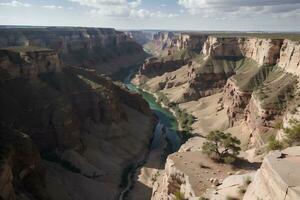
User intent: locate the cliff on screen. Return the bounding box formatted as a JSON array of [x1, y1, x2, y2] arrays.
[[0, 47, 154, 200], [144, 32, 207, 57], [139, 33, 300, 199], [125, 31, 154, 45], [278, 39, 300, 76], [244, 147, 300, 200], [203, 36, 283, 66], [0, 46, 62, 79], [0, 27, 146, 75], [0, 125, 48, 200]]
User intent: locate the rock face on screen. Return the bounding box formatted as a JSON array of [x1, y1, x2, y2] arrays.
[[203, 37, 243, 58], [145, 32, 207, 56], [222, 79, 252, 126], [240, 37, 283, 65], [278, 40, 300, 76], [0, 47, 154, 200], [144, 33, 300, 200], [125, 31, 154, 45], [244, 147, 300, 200], [0, 125, 48, 200], [203, 36, 283, 66], [137, 57, 186, 81], [0, 27, 145, 75], [0, 47, 61, 79]]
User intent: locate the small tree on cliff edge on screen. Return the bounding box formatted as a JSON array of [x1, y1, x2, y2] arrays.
[[202, 130, 241, 164]]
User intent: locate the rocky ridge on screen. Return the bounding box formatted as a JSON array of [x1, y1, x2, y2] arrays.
[[0, 40, 154, 199], [136, 33, 300, 145], [0, 27, 146, 75], [129, 32, 300, 199]]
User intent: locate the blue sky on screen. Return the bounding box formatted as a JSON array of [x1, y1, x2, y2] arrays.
[[0, 0, 300, 31]]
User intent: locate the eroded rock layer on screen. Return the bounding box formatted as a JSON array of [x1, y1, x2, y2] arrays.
[[0, 27, 145, 75], [0, 46, 154, 200]]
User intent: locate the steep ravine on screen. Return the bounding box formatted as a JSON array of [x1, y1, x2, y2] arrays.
[[118, 69, 181, 199]]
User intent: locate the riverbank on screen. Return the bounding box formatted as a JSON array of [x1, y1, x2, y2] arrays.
[[118, 67, 181, 200]]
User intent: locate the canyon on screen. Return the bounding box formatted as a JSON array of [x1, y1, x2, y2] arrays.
[[0, 27, 154, 200], [132, 31, 300, 199], [0, 26, 300, 200]]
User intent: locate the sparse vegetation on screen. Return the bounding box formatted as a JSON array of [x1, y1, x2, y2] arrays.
[[202, 130, 241, 164], [156, 92, 196, 138], [284, 119, 300, 146], [267, 135, 284, 150], [174, 191, 186, 200], [274, 120, 283, 130], [267, 119, 300, 151]]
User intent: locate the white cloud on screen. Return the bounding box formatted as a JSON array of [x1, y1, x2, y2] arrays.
[[0, 0, 31, 7], [69, 0, 176, 19], [43, 5, 63, 9], [177, 0, 300, 18]]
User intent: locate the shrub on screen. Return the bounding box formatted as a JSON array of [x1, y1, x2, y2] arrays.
[[224, 156, 236, 164], [274, 120, 283, 130], [267, 135, 284, 150], [174, 190, 185, 200], [284, 119, 300, 145], [202, 130, 241, 163]]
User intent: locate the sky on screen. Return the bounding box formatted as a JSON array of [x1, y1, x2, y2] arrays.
[[0, 0, 300, 31]]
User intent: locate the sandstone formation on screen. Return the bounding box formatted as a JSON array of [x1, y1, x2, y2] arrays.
[[278, 39, 300, 76], [136, 33, 300, 199], [138, 32, 300, 146], [244, 147, 300, 200], [0, 125, 48, 200], [144, 32, 207, 57], [0, 27, 146, 75], [0, 45, 154, 200]]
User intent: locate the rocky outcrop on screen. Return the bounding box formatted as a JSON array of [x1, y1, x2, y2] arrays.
[[0, 47, 155, 200], [223, 79, 252, 126], [138, 57, 185, 78], [203, 36, 283, 65], [244, 147, 300, 200], [203, 37, 243, 58], [0, 125, 48, 200], [278, 39, 300, 76], [0, 27, 145, 75], [0, 47, 61, 79], [240, 37, 283, 65]]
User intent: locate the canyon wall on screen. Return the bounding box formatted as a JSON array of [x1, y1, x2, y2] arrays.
[[0, 27, 145, 75], [146, 35, 300, 199], [125, 30, 154, 45], [0, 45, 154, 199], [244, 147, 300, 200]]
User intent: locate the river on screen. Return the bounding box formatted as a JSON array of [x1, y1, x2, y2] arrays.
[[118, 68, 181, 199]]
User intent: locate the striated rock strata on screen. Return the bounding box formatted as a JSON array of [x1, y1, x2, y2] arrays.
[[0, 47, 155, 200], [0, 27, 145, 75], [244, 147, 300, 200]]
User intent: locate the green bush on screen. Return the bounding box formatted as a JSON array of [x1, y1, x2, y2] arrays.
[[224, 156, 236, 164], [202, 130, 241, 163], [284, 119, 300, 145], [268, 135, 284, 150], [174, 191, 186, 200]]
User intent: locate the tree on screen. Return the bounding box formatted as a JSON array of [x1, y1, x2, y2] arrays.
[[202, 130, 241, 163]]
